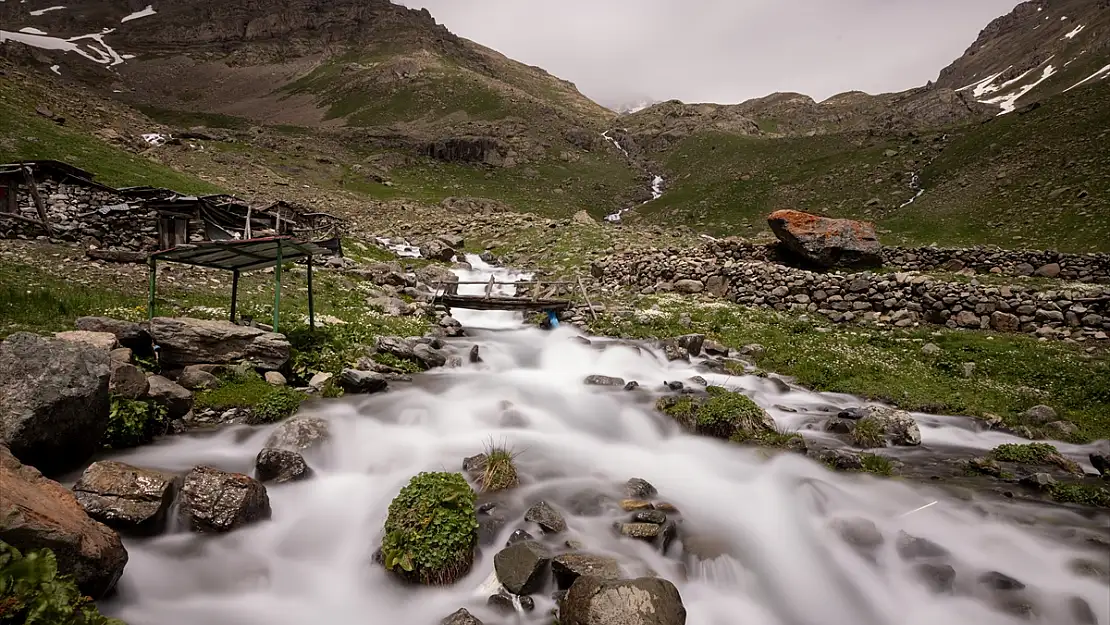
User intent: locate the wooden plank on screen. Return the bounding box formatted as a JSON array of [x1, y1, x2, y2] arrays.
[[577, 276, 597, 320], [435, 294, 572, 312], [21, 166, 51, 235]]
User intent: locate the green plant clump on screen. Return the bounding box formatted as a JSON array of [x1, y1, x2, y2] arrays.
[[0, 540, 124, 625], [1048, 483, 1110, 508], [851, 417, 886, 449], [467, 442, 520, 492], [251, 387, 307, 424], [103, 396, 168, 449], [657, 386, 773, 440], [990, 443, 1060, 464], [371, 352, 424, 374], [859, 454, 895, 476], [379, 472, 478, 586]]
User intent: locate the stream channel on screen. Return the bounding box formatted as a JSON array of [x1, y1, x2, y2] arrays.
[[95, 254, 1109, 625]]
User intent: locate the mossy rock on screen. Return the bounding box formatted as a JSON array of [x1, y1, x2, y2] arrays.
[[990, 443, 1082, 474], [379, 472, 478, 585], [656, 386, 775, 440], [463, 449, 520, 492]]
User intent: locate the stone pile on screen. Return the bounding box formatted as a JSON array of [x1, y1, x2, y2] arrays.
[[590, 247, 1110, 342], [882, 246, 1110, 283], [2, 180, 159, 251]]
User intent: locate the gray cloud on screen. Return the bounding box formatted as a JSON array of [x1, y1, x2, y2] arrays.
[[395, 0, 1022, 108]]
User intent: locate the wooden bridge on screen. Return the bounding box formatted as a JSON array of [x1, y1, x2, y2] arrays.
[[432, 277, 595, 316]]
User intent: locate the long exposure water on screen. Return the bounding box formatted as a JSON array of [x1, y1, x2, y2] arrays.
[[99, 255, 1109, 625]]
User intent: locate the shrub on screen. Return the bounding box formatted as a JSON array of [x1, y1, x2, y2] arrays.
[[0, 540, 124, 625], [103, 396, 168, 449], [380, 472, 478, 585]]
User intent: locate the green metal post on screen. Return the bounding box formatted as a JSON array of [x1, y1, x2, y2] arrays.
[[147, 258, 157, 320], [307, 254, 315, 331], [230, 269, 240, 323], [273, 240, 282, 333]]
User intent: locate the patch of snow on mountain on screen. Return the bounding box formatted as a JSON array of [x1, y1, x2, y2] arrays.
[[19, 27, 48, 34], [0, 28, 126, 66], [980, 67, 1036, 96], [28, 5, 64, 15], [121, 5, 156, 22], [1065, 64, 1110, 92], [1063, 24, 1084, 39], [983, 64, 1057, 114], [957, 69, 1009, 96], [49, 64, 60, 74]]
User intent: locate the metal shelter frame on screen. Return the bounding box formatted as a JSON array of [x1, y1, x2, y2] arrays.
[[147, 236, 331, 333]]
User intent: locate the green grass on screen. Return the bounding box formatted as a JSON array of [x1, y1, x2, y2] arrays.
[[1047, 483, 1110, 508], [859, 453, 895, 476], [0, 82, 223, 195], [990, 443, 1059, 464], [851, 417, 886, 449], [589, 295, 1110, 442]]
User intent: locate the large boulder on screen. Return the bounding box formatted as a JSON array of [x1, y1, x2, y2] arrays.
[[265, 416, 331, 451], [851, 406, 922, 448], [72, 461, 179, 535], [494, 540, 552, 594], [767, 209, 882, 268], [75, 316, 153, 356], [562, 576, 686, 625], [255, 448, 313, 483], [149, 317, 290, 370], [179, 466, 272, 533], [0, 332, 111, 474], [53, 330, 119, 351], [379, 472, 477, 585], [0, 447, 128, 598]]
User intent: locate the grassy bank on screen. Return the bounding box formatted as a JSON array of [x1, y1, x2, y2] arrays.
[[588, 295, 1110, 442]]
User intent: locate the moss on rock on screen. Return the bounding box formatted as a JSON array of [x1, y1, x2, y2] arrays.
[[380, 472, 478, 585], [656, 386, 775, 440], [990, 443, 1082, 474]]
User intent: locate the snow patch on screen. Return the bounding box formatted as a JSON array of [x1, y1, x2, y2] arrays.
[[19, 27, 48, 35], [49, 64, 60, 74], [121, 5, 156, 23], [957, 68, 1010, 97], [28, 5, 64, 15], [1065, 64, 1110, 92], [0, 28, 126, 66], [1063, 24, 1084, 39], [980, 66, 1036, 96], [982, 64, 1057, 114], [142, 133, 168, 146]]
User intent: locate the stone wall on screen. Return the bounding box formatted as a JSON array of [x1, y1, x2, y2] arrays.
[[882, 246, 1110, 283], [1, 181, 159, 251], [591, 241, 1110, 343]]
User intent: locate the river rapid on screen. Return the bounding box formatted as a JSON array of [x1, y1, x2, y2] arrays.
[[98, 255, 1109, 625]]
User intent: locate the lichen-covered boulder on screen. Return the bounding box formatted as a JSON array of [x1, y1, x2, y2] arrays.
[[562, 576, 686, 625], [851, 406, 921, 448], [179, 466, 271, 533], [379, 472, 477, 585], [149, 317, 290, 370], [767, 209, 882, 268], [265, 415, 330, 451], [656, 387, 776, 441], [0, 332, 111, 475], [72, 460, 179, 535]]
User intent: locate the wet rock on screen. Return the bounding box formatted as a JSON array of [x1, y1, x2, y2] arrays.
[[625, 478, 658, 499], [146, 375, 194, 421], [439, 316, 464, 337], [265, 416, 330, 451], [76, 316, 153, 355], [632, 509, 667, 524], [620, 499, 655, 511], [178, 365, 223, 391], [179, 466, 272, 533], [110, 362, 149, 399], [476, 504, 509, 546], [767, 209, 882, 268], [488, 591, 535, 614], [623, 381, 640, 391], [979, 570, 1025, 592], [420, 239, 457, 262], [584, 375, 626, 387], [255, 448, 312, 483], [1021, 405, 1058, 426], [563, 576, 687, 625], [1020, 472, 1056, 489], [440, 608, 483, 625], [837, 407, 867, 420], [506, 528, 535, 546], [689, 376, 708, 387], [525, 501, 568, 534], [617, 521, 677, 551], [552, 553, 623, 590], [660, 342, 689, 362], [565, 489, 613, 516], [1090, 451, 1110, 477], [913, 562, 956, 594], [1069, 596, 1098, 625], [338, 368, 388, 394], [72, 461, 178, 535], [824, 418, 854, 434], [0, 447, 128, 598], [469, 345, 482, 363], [0, 332, 111, 474], [413, 343, 448, 369], [494, 540, 552, 594], [149, 317, 290, 370], [853, 405, 921, 447], [814, 449, 865, 471], [830, 517, 884, 558], [965, 457, 1003, 476], [896, 532, 950, 560]]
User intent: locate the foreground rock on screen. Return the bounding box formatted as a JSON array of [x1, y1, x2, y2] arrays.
[[338, 368, 389, 394], [255, 448, 313, 483], [767, 209, 883, 268], [552, 553, 623, 590], [494, 540, 552, 594], [146, 375, 194, 420], [72, 461, 179, 535], [76, 316, 153, 355], [0, 447, 128, 598], [440, 608, 484, 625], [265, 416, 331, 451], [179, 466, 272, 533], [656, 387, 776, 441], [149, 317, 291, 370], [0, 332, 111, 474], [379, 472, 477, 585], [563, 576, 686, 625]]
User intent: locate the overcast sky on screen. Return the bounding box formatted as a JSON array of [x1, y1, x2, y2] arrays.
[[395, 0, 1023, 108]]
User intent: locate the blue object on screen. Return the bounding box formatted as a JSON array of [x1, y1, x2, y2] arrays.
[[546, 309, 560, 328]]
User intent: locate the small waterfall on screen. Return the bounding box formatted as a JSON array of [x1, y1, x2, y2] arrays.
[[602, 129, 666, 222]]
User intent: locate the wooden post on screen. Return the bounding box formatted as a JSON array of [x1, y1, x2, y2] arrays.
[[532, 281, 541, 301], [307, 254, 315, 331], [484, 275, 495, 299], [273, 240, 283, 332], [577, 276, 597, 320], [230, 269, 240, 323], [147, 258, 157, 320], [244, 205, 252, 239], [21, 166, 51, 235]]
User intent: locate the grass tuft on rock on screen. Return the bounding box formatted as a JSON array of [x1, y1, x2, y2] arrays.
[[990, 443, 1059, 464], [851, 418, 886, 449], [1047, 484, 1110, 508], [380, 472, 478, 586], [0, 540, 125, 625], [474, 440, 520, 492], [103, 395, 168, 450], [859, 454, 895, 476], [657, 386, 775, 440]]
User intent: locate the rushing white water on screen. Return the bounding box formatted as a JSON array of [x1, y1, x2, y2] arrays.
[[603, 130, 665, 222], [96, 255, 1108, 625]]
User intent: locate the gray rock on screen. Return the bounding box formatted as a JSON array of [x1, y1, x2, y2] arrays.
[[54, 330, 119, 351], [858, 406, 921, 446], [815, 448, 865, 471], [895, 532, 950, 560], [110, 362, 149, 399], [674, 279, 704, 294], [913, 562, 956, 594], [624, 478, 657, 499], [146, 375, 194, 420], [617, 522, 677, 551], [178, 366, 221, 391], [830, 517, 884, 558], [439, 316, 464, 337], [264, 371, 287, 386], [338, 369, 388, 394], [0, 332, 111, 474], [524, 501, 567, 534], [921, 343, 941, 356], [75, 316, 152, 354], [563, 576, 687, 625], [413, 343, 448, 369], [420, 239, 456, 262], [1090, 451, 1110, 477], [255, 448, 312, 483], [1021, 405, 1058, 425], [440, 608, 484, 625], [494, 540, 552, 595], [265, 416, 330, 451], [179, 466, 271, 533], [1034, 263, 1061, 278], [149, 317, 290, 370], [1019, 472, 1056, 489], [990, 311, 1021, 333], [72, 461, 178, 535], [552, 553, 623, 590], [584, 375, 626, 387]]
